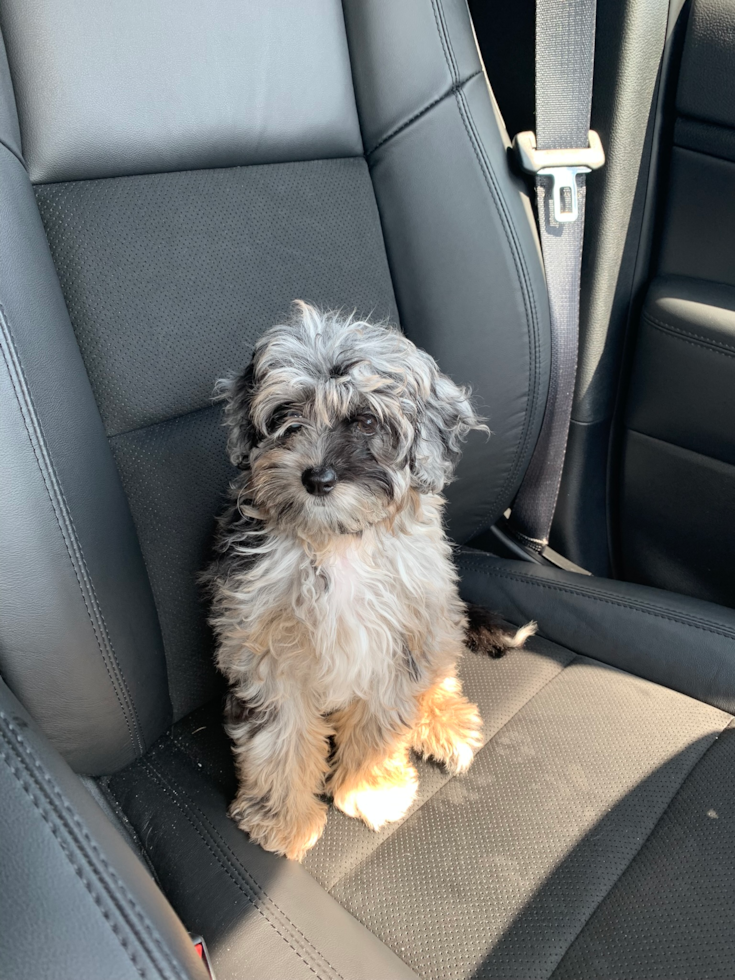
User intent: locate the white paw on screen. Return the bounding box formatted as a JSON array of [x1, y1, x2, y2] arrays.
[[335, 774, 418, 830], [446, 739, 477, 775]]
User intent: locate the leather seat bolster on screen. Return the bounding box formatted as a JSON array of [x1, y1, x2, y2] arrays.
[[0, 142, 171, 773], [0, 678, 207, 980], [344, 0, 551, 541], [457, 550, 735, 714], [342, 0, 482, 154]]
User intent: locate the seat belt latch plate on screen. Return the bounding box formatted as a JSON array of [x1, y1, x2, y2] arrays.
[[537, 165, 590, 223], [512, 130, 604, 223]]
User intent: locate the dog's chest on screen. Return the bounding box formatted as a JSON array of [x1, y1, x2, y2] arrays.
[[309, 547, 405, 707], [294, 530, 437, 709]]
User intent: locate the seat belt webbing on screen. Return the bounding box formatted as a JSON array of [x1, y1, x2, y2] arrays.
[[509, 0, 603, 552]]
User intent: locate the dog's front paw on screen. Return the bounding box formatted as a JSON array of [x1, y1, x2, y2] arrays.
[[412, 678, 483, 775], [440, 725, 482, 775], [229, 793, 328, 861], [332, 762, 418, 831], [440, 698, 483, 775]]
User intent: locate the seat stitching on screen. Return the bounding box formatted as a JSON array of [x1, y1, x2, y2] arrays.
[[435, 0, 544, 535], [430, 0, 459, 84], [431, 0, 458, 82], [327, 651, 576, 892], [649, 326, 735, 359], [643, 311, 735, 358], [549, 721, 733, 978], [365, 70, 482, 158], [0, 304, 143, 754], [0, 713, 187, 980], [2, 713, 188, 976], [0, 748, 151, 979], [453, 86, 543, 536], [142, 756, 345, 980], [457, 557, 735, 641], [140, 762, 334, 980], [141, 756, 345, 980], [428, 0, 544, 539]]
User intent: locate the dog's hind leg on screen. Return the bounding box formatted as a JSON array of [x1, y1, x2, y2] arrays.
[[226, 688, 332, 861], [410, 673, 483, 775], [328, 698, 418, 831]]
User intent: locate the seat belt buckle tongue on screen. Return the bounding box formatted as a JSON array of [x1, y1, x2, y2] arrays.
[[537, 165, 589, 222], [512, 130, 604, 223]]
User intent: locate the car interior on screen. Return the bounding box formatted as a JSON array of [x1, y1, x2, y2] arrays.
[[2, 0, 735, 977]]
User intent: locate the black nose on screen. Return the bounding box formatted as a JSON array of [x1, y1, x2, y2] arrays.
[[302, 466, 337, 496]]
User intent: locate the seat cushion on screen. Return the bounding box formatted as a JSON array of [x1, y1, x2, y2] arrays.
[[105, 555, 735, 980]]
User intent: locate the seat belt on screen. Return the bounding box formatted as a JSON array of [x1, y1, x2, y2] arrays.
[[506, 0, 604, 556]]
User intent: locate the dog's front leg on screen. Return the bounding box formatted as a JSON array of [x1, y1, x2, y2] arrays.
[[328, 697, 418, 831], [226, 687, 332, 861], [410, 672, 483, 775]]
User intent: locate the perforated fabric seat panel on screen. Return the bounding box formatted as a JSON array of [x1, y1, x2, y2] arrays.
[[34, 161, 397, 437], [35, 159, 399, 718]]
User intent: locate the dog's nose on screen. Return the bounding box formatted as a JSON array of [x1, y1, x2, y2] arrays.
[[302, 466, 337, 496]]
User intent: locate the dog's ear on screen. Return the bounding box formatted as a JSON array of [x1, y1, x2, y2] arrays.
[[410, 371, 484, 493], [215, 360, 256, 469]]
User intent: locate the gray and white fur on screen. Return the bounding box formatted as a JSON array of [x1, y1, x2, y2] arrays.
[[204, 302, 534, 860]]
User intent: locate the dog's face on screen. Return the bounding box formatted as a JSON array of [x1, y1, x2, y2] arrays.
[[219, 303, 483, 537]]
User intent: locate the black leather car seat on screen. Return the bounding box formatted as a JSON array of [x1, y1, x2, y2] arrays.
[[1, 1, 735, 978]]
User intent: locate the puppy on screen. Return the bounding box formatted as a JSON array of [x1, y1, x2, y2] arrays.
[[205, 302, 534, 860]]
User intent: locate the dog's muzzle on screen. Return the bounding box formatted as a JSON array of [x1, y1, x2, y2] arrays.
[[302, 465, 337, 496]]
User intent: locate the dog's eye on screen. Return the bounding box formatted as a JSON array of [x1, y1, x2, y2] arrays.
[[269, 407, 303, 436], [353, 412, 379, 435], [283, 412, 304, 435]]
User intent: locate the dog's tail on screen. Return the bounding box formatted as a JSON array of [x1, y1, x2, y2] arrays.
[[464, 603, 537, 659]]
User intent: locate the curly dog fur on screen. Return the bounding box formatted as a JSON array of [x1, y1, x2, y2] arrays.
[[204, 303, 534, 860]]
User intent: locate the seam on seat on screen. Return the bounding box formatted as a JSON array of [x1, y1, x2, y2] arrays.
[[457, 557, 735, 642], [141, 752, 346, 980], [430, 0, 544, 540], [108, 401, 219, 442], [548, 719, 735, 979], [431, 0, 460, 83], [626, 426, 735, 473], [0, 303, 144, 754], [33, 153, 368, 190], [365, 70, 482, 158], [0, 135, 27, 172], [0, 712, 187, 980], [324, 650, 577, 893], [643, 310, 735, 357]]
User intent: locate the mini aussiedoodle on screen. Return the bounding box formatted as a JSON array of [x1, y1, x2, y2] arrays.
[[204, 302, 534, 860]]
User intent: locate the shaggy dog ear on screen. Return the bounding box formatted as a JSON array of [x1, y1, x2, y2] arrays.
[[410, 372, 484, 493], [215, 360, 256, 469]]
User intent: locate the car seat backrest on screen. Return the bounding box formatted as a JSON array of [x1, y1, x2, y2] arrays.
[[0, 0, 549, 773]]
